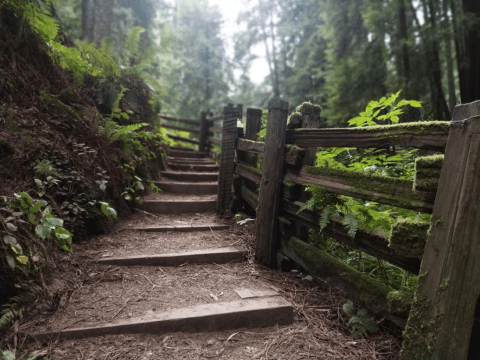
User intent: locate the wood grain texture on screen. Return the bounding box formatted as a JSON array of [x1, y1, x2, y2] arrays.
[[216, 105, 239, 214], [207, 136, 222, 146], [207, 114, 224, 122], [255, 99, 289, 267], [241, 185, 259, 210], [166, 134, 199, 145], [286, 123, 449, 151], [284, 168, 435, 213], [235, 162, 261, 184], [198, 112, 208, 153], [281, 200, 420, 274], [236, 139, 265, 154], [401, 101, 480, 359]]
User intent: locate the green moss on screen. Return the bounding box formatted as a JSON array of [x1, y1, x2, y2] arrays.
[[400, 291, 444, 359], [304, 166, 428, 210], [283, 180, 295, 187], [288, 112, 302, 124], [285, 144, 306, 166], [387, 291, 413, 316], [389, 219, 430, 260], [278, 217, 291, 225], [295, 102, 322, 116], [438, 277, 449, 292], [414, 155, 444, 191]]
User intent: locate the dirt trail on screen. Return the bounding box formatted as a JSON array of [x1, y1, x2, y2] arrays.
[[17, 149, 401, 359]]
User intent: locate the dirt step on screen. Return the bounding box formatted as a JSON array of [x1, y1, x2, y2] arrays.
[[166, 157, 214, 163], [132, 224, 228, 232], [97, 247, 246, 266], [161, 171, 218, 182], [34, 295, 293, 341], [154, 181, 218, 195], [170, 146, 194, 151], [167, 163, 219, 172], [137, 200, 216, 214], [168, 150, 206, 158]]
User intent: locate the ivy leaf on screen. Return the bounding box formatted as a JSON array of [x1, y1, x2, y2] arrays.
[[17, 255, 28, 265], [6, 223, 17, 232], [3, 235, 17, 246], [6, 255, 15, 269], [44, 217, 63, 227], [20, 192, 33, 206]]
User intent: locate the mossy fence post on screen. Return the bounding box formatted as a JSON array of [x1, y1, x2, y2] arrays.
[[217, 104, 240, 214], [400, 100, 480, 359], [255, 99, 288, 267]]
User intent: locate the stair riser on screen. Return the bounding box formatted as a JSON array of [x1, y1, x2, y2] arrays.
[[137, 201, 216, 214], [162, 173, 218, 182], [168, 150, 205, 158], [155, 183, 217, 195], [168, 164, 219, 171]]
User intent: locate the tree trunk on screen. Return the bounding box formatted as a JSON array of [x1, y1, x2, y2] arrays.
[[443, 0, 457, 113], [93, 0, 113, 47], [398, 0, 411, 93], [457, 0, 480, 103]]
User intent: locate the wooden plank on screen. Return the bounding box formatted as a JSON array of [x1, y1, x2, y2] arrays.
[[241, 186, 258, 211], [198, 112, 208, 153], [207, 114, 224, 122], [161, 171, 218, 182], [137, 200, 216, 214], [401, 101, 480, 359], [281, 237, 410, 328], [208, 136, 222, 146], [168, 150, 206, 158], [285, 121, 450, 151], [217, 105, 239, 214], [166, 156, 213, 162], [167, 164, 219, 172], [132, 224, 228, 232], [236, 162, 261, 184], [210, 126, 223, 133], [97, 247, 246, 266], [166, 134, 199, 145], [34, 296, 293, 340], [281, 199, 421, 274], [154, 181, 217, 195], [160, 114, 199, 125], [237, 139, 265, 155], [284, 167, 435, 213], [162, 123, 200, 134], [255, 99, 289, 267]]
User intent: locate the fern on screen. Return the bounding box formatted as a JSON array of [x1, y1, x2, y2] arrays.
[[111, 123, 149, 142], [342, 212, 360, 238]]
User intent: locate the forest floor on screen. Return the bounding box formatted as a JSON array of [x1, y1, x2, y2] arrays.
[[14, 208, 402, 360]]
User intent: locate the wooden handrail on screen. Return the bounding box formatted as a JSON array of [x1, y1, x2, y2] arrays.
[[160, 114, 199, 125], [166, 134, 199, 145], [162, 124, 199, 134]]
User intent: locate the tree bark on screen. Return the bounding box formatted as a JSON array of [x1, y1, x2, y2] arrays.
[[93, 0, 113, 47]]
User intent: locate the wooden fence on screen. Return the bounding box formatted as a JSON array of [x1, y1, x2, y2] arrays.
[[161, 99, 480, 358]]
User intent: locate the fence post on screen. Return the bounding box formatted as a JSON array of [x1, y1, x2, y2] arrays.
[[217, 104, 239, 214], [400, 101, 480, 359], [255, 99, 289, 267], [199, 111, 208, 153]]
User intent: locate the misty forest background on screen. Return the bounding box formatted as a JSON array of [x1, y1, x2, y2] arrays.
[[55, 0, 480, 124]]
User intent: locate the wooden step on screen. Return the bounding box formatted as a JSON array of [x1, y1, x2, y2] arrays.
[[132, 224, 228, 232], [166, 157, 214, 164], [162, 171, 218, 182], [168, 150, 206, 158], [155, 181, 217, 195], [170, 146, 194, 151], [97, 247, 246, 266], [34, 295, 293, 341], [168, 164, 219, 172], [137, 200, 216, 214]]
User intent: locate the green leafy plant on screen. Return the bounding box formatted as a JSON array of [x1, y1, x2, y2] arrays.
[[99, 202, 117, 219], [342, 300, 379, 338], [2, 349, 36, 360], [348, 90, 421, 127]]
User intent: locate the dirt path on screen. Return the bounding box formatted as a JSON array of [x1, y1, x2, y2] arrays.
[[17, 150, 401, 359]]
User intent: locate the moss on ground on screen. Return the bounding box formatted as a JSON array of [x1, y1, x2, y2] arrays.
[[389, 219, 430, 260]]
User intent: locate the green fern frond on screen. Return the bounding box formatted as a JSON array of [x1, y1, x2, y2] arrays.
[[111, 123, 149, 142], [342, 213, 360, 238]]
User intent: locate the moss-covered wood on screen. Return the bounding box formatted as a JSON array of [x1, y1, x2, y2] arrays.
[[285, 121, 450, 151], [401, 101, 480, 359], [389, 219, 429, 260], [282, 181, 301, 200], [284, 145, 306, 169], [236, 161, 261, 184], [236, 138, 265, 154], [162, 123, 200, 134], [281, 199, 421, 274], [414, 155, 444, 191], [295, 102, 322, 116], [241, 186, 258, 210], [282, 237, 412, 327], [284, 166, 435, 213], [166, 133, 199, 145], [207, 136, 222, 147], [286, 112, 303, 130]]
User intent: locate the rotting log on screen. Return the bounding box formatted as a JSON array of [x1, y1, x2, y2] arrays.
[[281, 237, 412, 328], [401, 101, 480, 360], [281, 199, 421, 274], [216, 104, 240, 214], [237, 139, 265, 155], [388, 219, 429, 260], [255, 99, 289, 267], [162, 124, 200, 134], [166, 134, 199, 145], [284, 166, 436, 213], [285, 121, 450, 151]]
